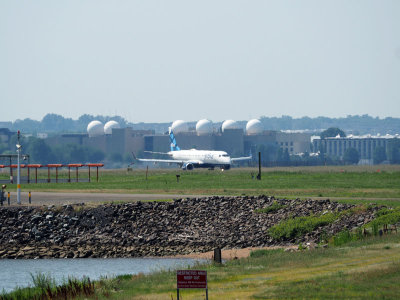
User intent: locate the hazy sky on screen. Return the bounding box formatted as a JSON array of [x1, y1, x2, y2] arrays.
[[1, 1, 399, 123]]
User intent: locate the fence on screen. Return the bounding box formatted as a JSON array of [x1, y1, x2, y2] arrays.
[[0, 163, 103, 184]]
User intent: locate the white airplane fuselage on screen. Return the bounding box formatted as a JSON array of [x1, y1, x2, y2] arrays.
[[169, 149, 231, 169], [134, 128, 251, 170]]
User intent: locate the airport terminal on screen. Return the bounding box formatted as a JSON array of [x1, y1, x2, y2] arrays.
[[44, 119, 312, 159]]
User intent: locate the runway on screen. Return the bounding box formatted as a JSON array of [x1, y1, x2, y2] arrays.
[[3, 191, 202, 206]]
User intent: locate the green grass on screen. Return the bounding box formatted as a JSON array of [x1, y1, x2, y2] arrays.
[[1, 166, 399, 199], [335, 198, 400, 208], [65, 233, 400, 299], [255, 263, 400, 299], [0, 273, 94, 300]]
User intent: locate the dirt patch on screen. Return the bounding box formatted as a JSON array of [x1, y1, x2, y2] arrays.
[[171, 246, 298, 260]]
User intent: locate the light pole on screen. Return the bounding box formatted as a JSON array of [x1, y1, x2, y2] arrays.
[[16, 130, 21, 205]]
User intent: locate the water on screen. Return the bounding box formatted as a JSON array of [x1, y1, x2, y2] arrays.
[[0, 258, 204, 293]]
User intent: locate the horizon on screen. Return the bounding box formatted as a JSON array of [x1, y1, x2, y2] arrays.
[[1, 113, 400, 125]]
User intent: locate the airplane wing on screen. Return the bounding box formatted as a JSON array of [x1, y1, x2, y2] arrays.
[[135, 158, 185, 164], [143, 151, 169, 155], [231, 155, 252, 162]]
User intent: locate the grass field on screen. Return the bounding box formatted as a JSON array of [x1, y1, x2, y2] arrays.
[[1, 165, 400, 201], [68, 233, 400, 299]]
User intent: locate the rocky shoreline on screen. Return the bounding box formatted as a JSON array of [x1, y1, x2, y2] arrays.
[[0, 196, 380, 259]]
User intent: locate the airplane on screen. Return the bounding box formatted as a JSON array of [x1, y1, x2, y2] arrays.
[[134, 128, 252, 170]]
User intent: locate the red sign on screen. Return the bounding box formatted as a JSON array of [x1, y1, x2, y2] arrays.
[[177, 270, 207, 289]]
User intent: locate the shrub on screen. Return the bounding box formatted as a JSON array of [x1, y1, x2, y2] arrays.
[[269, 212, 338, 240], [369, 212, 400, 228]]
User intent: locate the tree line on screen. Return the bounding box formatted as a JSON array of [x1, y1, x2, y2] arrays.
[[0, 136, 105, 165], [1, 114, 400, 135]]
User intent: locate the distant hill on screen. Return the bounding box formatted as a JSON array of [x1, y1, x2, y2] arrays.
[[1, 114, 399, 135]]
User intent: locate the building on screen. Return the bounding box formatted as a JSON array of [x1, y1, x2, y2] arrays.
[[312, 134, 399, 164], [45, 126, 311, 161], [0, 128, 15, 143]]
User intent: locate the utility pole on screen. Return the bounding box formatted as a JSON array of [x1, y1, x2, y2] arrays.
[[16, 130, 21, 205], [256, 151, 261, 180]]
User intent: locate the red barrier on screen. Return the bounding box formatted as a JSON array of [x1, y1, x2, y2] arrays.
[[85, 163, 104, 182], [0, 163, 103, 184]]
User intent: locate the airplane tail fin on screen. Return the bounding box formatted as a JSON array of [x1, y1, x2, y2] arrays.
[[169, 127, 180, 151]]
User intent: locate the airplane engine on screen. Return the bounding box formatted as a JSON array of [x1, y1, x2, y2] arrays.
[[222, 165, 230, 170], [183, 163, 194, 170]]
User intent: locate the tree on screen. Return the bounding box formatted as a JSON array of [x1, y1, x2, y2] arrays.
[[87, 149, 105, 162], [41, 114, 74, 132], [343, 148, 359, 165], [108, 153, 123, 162], [373, 146, 387, 164], [320, 127, 346, 139], [26, 138, 56, 164]]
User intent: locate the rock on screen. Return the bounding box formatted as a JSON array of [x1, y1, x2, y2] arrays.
[[0, 196, 382, 259]]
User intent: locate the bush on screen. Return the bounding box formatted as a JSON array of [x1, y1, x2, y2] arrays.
[[367, 209, 400, 230], [269, 213, 338, 240]]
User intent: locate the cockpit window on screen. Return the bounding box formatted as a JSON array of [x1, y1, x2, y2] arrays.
[[222, 154, 229, 157]]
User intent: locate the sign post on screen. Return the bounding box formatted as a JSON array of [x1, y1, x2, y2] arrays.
[[16, 130, 21, 205], [177, 270, 208, 300]]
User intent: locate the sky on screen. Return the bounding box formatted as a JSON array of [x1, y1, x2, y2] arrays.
[[1, 0, 399, 123]]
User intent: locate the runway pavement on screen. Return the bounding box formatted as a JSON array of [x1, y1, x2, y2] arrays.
[[3, 191, 202, 206]]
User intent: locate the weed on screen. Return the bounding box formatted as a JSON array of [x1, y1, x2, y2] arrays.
[[372, 222, 379, 236], [298, 243, 305, 250], [30, 272, 56, 291], [331, 230, 353, 246], [0, 273, 94, 300], [249, 248, 284, 258], [255, 201, 286, 214], [97, 275, 121, 297]]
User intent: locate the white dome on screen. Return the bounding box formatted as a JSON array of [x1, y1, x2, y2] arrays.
[[87, 120, 104, 137], [246, 119, 263, 135], [104, 120, 120, 135], [171, 120, 188, 133], [222, 120, 239, 132], [196, 119, 213, 136]]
